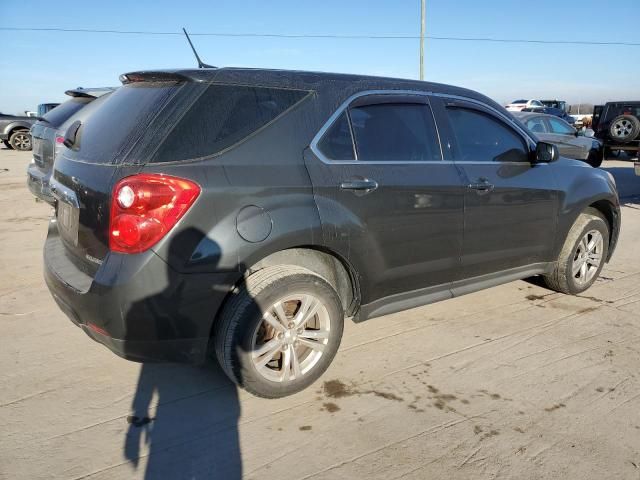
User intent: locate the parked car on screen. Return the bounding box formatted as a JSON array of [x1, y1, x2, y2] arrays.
[[0, 112, 35, 151], [521, 106, 575, 125], [505, 99, 544, 112], [28, 88, 115, 204], [44, 68, 620, 398], [592, 101, 640, 158], [513, 111, 603, 167], [540, 99, 568, 112]]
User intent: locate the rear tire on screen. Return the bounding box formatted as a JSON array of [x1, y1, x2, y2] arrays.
[[214, 266, 344, 398], [543, 209, 609, 294], [9, 130, 31, 151]]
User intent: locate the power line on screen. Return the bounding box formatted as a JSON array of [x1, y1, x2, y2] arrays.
[[1, 27, 639, 46]]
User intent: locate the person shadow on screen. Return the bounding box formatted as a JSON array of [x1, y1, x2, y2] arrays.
[[123, 228, 245, 479]]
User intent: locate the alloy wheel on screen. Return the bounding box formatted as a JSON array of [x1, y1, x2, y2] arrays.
[[612, 119, 633, 138], [251, 294, 330, 383], [12, 132, 31, 150], [572, 229, 603, 285]]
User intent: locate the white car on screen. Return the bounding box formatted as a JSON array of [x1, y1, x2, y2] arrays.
[[505, 99, 544, 112]]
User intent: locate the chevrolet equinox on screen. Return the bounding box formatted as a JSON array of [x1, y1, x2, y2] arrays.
[[44, 68, 620, 398]]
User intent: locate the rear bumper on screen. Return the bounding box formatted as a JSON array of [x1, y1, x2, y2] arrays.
[[44, 221, 237, 363], [27, 163, 55, 204]]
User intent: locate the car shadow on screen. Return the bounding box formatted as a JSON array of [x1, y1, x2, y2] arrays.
[[122, 228, 245, 479]]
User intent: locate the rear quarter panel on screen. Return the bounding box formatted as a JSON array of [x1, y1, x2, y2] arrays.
[[144, 93, 324, 276]]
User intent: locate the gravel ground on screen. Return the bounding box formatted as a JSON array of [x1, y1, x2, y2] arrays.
[[1, 148, 639, 480]]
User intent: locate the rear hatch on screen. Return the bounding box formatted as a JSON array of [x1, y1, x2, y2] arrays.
[[31, 96, 94, 173], [51, 77, 191, 275], [50, 73, 312, 276]]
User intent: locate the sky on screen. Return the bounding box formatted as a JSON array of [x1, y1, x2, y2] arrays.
[[1, 0, 639, 115]]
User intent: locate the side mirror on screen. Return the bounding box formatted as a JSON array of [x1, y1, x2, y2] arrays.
[[535, 141, 559, 163]]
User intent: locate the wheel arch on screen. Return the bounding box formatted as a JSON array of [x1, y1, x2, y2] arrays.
[[207, 245, 361, 346], [5, 122, 32, 137], [588, 198, 620, 261], [243, 246, 360, 316]]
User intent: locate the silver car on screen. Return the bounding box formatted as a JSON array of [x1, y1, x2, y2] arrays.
[[514, 111, 604, 167]]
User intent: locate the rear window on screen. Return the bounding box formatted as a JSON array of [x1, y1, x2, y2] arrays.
[[153, 84, 310, 163], [69, 83, 180, 164], [43, 98, 92, 127]]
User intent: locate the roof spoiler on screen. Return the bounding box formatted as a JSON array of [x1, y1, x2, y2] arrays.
[[65, 87, 117, 98], [119, 71, 192, 85]]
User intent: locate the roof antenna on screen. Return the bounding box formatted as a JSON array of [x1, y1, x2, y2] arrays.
[[182, 27, 215, 68]]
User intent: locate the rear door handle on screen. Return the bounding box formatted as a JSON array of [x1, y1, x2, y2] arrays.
[[340, 178, 379, 193], [467, 178, 494, 195]]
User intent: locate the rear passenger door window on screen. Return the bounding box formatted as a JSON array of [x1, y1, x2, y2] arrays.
[[349, 103, 441, 161], [446, 107, 528, 163], [317, 112, 355, 160]]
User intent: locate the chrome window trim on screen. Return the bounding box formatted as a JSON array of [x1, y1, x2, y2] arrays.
[[310, 89, 537, 166], [310, 89, 445, 165], [431, 92, 537, 147]]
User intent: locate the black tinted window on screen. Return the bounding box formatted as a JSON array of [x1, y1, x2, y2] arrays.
[[155, 85, 309, 162], [42, 98, 92, 127], [318, 112, 354, 160], [447, 108, 528, 163], [349, 103, 441, 161], [66, 83, 180, 164]]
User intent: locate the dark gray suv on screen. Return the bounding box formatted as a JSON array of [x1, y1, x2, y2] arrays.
[[44, 68, 620, 398]]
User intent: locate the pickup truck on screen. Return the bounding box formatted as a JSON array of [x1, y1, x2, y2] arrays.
[[0, 113, 36, 151]]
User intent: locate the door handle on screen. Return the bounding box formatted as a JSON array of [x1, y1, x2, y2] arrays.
[[340, 178, 379, 193], [467, 177, 494, 195]]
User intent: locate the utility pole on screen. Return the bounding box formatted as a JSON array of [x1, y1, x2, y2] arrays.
[[420, 0, 425, 80]]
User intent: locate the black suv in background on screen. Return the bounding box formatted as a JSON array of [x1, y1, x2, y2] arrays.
[[44, 68, 620, 398], [28, 88, 114, 203], [592, 101, 640, 156]]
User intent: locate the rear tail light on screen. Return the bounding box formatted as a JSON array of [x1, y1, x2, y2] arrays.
[[109, 174, 200, 254], [55, 135, 64, 145]]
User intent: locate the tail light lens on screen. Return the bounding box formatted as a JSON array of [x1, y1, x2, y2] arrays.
[[109, 174, 200, 254]]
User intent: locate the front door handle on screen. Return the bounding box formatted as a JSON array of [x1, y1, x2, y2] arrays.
[[467, 178, 494, 195], [340, 178, 379, 194]]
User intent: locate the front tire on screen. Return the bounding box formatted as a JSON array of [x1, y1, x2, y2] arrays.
[[586, 149, 602, 168], [2, 140, 11, 149], [543, 209, 609, 294], [214, 266, 344, 398], [9, 130, 31, 151]]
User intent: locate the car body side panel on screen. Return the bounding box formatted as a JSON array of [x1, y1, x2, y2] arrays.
[[537, 131, 589, 160], [303, 148, 465, 308]]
